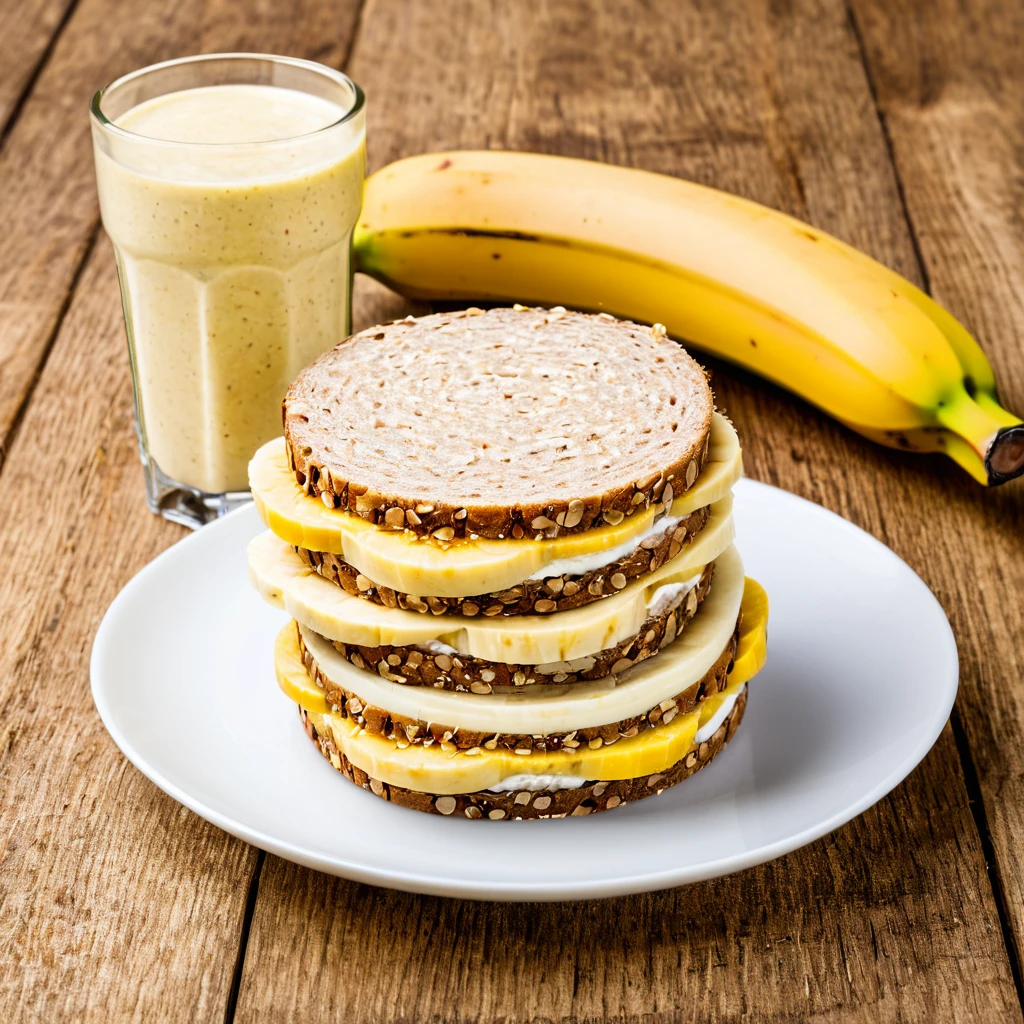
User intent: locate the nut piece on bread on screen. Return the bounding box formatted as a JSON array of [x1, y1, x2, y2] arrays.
[[283, 306, 713, 541]]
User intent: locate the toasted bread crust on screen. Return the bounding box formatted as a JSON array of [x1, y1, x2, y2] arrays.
[[299, 688, 746, 818], [284, 307, 713, 541], [296, 505, 711, 616]]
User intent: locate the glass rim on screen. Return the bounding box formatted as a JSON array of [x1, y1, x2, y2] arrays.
[[89, 52, 365, 149]]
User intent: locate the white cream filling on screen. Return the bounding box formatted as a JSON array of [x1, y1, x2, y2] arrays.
[[528, 515, 684, 580], [693, 686, 744, 743], [418, 639, 459, 656], [487, 774, 588, 793], [646, 573, 703, 619]]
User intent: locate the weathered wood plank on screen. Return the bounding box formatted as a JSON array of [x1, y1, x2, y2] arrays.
[[848, 0, 1024, 974], [0, 0, 76, 132], [0, 241, 256, 1022], [235, 0, 1023, 1019], [0, 0, 358, 465], [0, 0, 364, 1017]]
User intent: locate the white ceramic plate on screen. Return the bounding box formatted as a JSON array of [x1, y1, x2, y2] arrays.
[[91, 479, 957, 901]]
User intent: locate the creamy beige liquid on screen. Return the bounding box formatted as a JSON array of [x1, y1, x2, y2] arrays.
[[94, 84, 364, 493]]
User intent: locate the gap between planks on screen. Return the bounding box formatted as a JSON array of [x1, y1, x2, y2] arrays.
[[842, 0, 931, 295], [951, 706, 1024, 1006], [0, 0, 91, 472], [0, 0, 84, 145], [223, 850, 266, 1024]]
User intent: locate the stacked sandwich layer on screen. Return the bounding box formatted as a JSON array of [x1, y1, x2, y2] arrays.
[[248, 306, 768, 819]]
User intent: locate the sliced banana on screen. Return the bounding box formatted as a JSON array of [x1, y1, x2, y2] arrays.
[[290, 544, 746, 735], [306, 693, 706, 794], [249, 412, 742, 597], [307, 678, 750, 794], [250, 497, 734, 664], [281, 551, 766, 794]]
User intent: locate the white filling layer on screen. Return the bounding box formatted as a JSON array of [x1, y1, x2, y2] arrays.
[[487, 774, 587, 793], [418, 639, 459, 656], [646, 574, 703, 619], [528, 515, 684, 580], [694, 687, 744, 743]]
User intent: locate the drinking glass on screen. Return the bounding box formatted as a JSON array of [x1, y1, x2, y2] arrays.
[[90, 54, 365, 528]]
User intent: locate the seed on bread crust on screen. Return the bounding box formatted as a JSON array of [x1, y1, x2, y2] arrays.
[[318, 563, 714, 692], [296, 505, 712, 617], [283, 307, 713, 540], [294, 614, 737, 753], [298, 688, 747, 819]]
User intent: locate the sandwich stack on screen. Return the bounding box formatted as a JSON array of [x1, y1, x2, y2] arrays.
[[248, 306, 768, 819]]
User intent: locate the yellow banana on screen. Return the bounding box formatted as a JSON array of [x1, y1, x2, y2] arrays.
[[353, 151, 1024, 486]]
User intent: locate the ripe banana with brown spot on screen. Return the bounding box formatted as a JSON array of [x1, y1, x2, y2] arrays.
[[353, 150, 1024, 486]]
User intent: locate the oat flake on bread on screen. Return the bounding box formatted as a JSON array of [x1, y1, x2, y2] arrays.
[[283, 306, 714, 541]]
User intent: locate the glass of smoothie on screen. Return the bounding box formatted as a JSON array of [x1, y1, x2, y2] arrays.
[[90, 54, 365, 528]]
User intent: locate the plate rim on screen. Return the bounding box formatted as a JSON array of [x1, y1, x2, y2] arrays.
[[90, 479, 959, 901]]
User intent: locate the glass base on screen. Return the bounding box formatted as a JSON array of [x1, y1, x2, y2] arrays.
[[141, 447, 252, 530]]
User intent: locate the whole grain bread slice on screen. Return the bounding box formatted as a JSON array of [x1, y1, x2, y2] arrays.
[[299, 687, 746, 819], [283, 306, 713, 541], [297, 504, 711, 616], [298, 603, 733, 751], [313, 563, 714, 694]]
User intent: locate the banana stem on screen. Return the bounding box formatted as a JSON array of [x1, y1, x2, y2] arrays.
[[936, 387, 1024, 485]]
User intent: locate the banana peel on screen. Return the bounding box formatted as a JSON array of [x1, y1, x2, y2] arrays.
[[353, 151, 1024, 487]]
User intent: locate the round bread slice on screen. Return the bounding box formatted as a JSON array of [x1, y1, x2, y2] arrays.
[[298, 688, 746, 819], [283, 306, 714, 541], [297, 607, 735, 753], [296, 505, 711, 616], [313, 563, 714, 692]]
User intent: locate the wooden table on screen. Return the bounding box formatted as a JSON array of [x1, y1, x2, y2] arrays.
[[2, 0, 1023, 1019]]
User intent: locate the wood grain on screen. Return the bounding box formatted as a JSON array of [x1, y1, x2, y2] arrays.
[[0, 240, 257, 1022], [240, 732, 1015, 1023], [0, 2, 363, 1019], [0, 0, 77, 133], [848, 0, 1024, 972], [1, 0, 1022, 1020], [233, 0, 1023, 1019], [0, 0, 359, 466]]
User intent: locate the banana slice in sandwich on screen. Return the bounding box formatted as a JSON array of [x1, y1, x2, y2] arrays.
[[292, 543, 746, 737], [250, 496, 734, 665], [275, 551, 768, 794], [249, 412, 742, 598]]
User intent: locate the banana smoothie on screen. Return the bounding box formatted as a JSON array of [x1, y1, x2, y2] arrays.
[[92, 64, 365, 511]]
